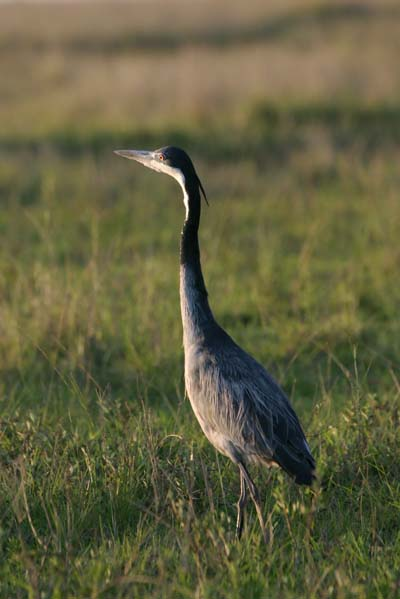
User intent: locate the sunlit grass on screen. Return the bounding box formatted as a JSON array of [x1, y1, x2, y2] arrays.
[[1, 134, 399, 596], [0, 0, 400, 596]]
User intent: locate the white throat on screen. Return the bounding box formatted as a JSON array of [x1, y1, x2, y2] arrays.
[[147, 159, 188, 217], [163, 166, 188, 218], [169, 168, 188, 218]]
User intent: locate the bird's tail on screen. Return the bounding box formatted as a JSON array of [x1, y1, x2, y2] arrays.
[[273, 445, 316, 486]]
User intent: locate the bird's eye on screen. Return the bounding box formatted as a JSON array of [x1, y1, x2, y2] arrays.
[[159, 154, 165, 161]]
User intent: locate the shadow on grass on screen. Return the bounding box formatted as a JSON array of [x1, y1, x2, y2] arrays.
[[1, 103, 400, 163], [0, 333, 184, 425]]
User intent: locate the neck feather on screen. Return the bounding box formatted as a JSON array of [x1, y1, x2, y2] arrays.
[[179, 177, 214, 343]]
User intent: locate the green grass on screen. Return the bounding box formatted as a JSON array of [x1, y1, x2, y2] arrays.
[[1, 120, 399, 597], [1, 1, 400, 596]]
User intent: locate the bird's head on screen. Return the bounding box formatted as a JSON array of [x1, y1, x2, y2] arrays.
[[114, 146, 207, 211]]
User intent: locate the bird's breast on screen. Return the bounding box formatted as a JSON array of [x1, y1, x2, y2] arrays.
[[183, 343, 245, 461]]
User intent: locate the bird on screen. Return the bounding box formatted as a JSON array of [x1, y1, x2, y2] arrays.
[[114, 146, 315, 540]]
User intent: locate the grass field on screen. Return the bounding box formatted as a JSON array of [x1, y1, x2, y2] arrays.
[[1, 1, 400, 597]]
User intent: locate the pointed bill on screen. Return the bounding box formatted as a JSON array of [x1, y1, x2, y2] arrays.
[[114, 149, 154, 166]]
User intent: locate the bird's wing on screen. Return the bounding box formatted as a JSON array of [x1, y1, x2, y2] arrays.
[[211, 337, 315, 484]]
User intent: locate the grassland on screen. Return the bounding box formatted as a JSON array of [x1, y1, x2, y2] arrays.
[[0, 1, 400, 597]]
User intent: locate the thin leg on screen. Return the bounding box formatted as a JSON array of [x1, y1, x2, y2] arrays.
[[236, 468, 248, 539], [238, 463, 267, 543]]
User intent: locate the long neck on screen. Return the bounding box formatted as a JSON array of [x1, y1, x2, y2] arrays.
[[180, 178, 214, 345]]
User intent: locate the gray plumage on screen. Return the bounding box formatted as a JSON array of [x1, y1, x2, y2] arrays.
[[115, 145, 316, 540], [182, 273, 314, 481]]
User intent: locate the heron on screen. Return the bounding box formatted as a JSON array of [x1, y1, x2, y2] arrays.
[[114, 146, 315, 540]]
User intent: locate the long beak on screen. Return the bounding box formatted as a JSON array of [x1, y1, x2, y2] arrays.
[[114, 149, 154, 167]]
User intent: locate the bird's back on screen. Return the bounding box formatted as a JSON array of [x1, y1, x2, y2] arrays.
[[184, 322, 315, 485]]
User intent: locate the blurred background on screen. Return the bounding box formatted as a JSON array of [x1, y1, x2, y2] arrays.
[[1, 0, 399, 406], [0, 0, 400, 405], [1, 1, 400, 595], [2, 0, 400, 131]]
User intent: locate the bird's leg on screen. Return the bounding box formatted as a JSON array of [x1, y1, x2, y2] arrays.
[[236, 468, 248, 539], [238, 463, 267, 543]]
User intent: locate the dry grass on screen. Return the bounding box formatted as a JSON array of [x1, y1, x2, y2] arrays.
[[1, 0, 400, 134]]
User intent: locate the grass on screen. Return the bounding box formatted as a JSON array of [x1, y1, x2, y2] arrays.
[[1, 1, 400, 597]]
